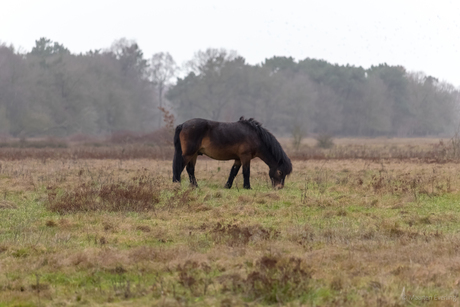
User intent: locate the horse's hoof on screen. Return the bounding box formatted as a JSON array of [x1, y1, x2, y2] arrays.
[[224, 183, 232, 189]]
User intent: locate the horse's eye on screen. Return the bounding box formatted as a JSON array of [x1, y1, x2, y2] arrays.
[[277, 170, 282, 176]]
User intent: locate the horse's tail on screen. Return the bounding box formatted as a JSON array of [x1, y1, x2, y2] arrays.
[[172, 124, 184, 182]]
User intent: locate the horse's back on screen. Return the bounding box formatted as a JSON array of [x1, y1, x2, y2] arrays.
[[181, 118, 250, 138], [178, 118, 259, 160]]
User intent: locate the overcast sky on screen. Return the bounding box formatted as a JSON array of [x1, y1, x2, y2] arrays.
[[1, 0, 459, 87]]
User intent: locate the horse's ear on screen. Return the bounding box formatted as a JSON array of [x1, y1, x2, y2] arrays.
[[239, 116, 244, 121]]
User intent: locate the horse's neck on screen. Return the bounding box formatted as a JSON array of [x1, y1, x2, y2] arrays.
[[258, 149, 278, 170]]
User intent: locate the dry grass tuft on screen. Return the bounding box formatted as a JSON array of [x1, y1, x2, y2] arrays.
[[47, 180, 161, 214], [237, 196, 252, 204], [243, 255, 312, 304], [45, 220, 57, 227], [0, 200, 17, 209], [136, 225, 151, 233], [211, 222, 279, 246]]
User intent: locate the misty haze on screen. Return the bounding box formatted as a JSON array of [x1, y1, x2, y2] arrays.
[[1, 37, 458, 141]]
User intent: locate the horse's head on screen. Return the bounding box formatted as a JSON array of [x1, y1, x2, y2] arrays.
[[269, 168, 287, 189]]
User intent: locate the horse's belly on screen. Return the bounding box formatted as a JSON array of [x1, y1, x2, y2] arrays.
[[200, 147, 239, 160]]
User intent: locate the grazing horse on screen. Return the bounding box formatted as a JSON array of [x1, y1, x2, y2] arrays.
[[172, 117, 292, 189]]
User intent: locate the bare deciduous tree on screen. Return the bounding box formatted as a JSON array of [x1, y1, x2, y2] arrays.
[[150, 52, 177, 108]]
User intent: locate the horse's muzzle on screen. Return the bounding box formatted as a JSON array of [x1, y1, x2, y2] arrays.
[[271, 178, 285, 190]]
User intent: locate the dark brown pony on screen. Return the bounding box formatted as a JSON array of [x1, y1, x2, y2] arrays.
[[172, 117, 292, 189]]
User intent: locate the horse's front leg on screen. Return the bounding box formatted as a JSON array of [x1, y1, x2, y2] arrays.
[[186, 154, 198, 187], [224, 160, 241, 188], [242, 160, 251, 189]]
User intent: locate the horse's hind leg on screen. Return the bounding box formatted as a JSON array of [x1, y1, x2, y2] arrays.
[[173, 154, 186, 183], [242, 159, 251, 189], [225, 160, 241, 188], [186, 154, 198, 187]]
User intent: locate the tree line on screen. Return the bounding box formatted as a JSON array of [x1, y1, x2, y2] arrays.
[[0, 38, 170, 137], [0, 38, 459, 138], [168, 49, 460, 137]]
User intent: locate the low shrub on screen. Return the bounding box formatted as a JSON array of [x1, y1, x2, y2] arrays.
[[47, 180, 161, 214]]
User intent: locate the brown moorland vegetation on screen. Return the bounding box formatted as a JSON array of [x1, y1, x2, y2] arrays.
[[1, 138, 460, 306]]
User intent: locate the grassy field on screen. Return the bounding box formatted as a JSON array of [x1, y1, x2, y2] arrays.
[[1, 139, 460, 306]]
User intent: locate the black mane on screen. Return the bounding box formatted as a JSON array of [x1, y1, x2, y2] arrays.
[[239, 117, 292, 175]]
